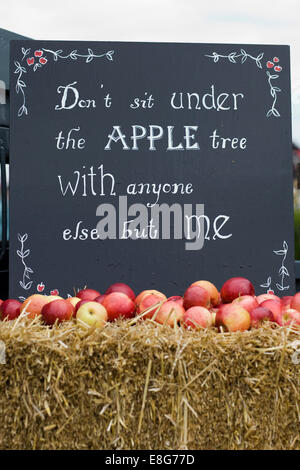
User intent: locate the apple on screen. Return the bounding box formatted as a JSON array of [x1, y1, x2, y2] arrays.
[[76, 288, 101, 301], [102, 292, 136, 321], [154, 301, 185, 326], [215, 303, 251, 332], [281, 296, 293, 309], [276, 308, 300, 327], [74, 299, 89, 315], [76, 301, 108, 328], [95, 294, 107, 305], [41, 299, 74, 325], [138, 293, 166, 317], [0, 299, 21, 320], [105, 282, 135, 301], [290, 292, 300, 312], [183, 306, 213, 329], [191, 280, 220, 306], [220, 277, 255, 303], [167, 296, 184, 307], [256, 293, 280, 304], [21, 294, 54, 318], [135, 290, 167, 306], [232, 295, 258, 313], [260, 299, 282, 322], [66, 297, 81, 308], [183, 285, 210, 310], [250, 306, 274, 328]]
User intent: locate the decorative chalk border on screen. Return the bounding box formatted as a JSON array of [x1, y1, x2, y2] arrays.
[[17, 233, 60, 300], [14, 47, 114, 117], [205, 49, 283, 117], [260, 240, 290, 293]]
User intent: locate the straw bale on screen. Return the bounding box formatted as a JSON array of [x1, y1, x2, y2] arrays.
[[0, 316, 300, 449]]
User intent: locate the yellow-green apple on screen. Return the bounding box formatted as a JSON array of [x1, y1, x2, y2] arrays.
[[0, 299, 21, 320], [66, 296, 81, 308], [250, 306, 274, 328], [42, 299, 74, 325], [74, 299, 89, 315], [183, 285, 210, 310], [256, 293, 280, 304], [232, 295, 258, 313], [135, 290, 167, 306], [260, 299, 282, 322], [76, 301, 108, 328], [137, 292, 167, 316], [276, 308, 300, 327], [215, 303, 251, 332], [21, 294, 55, 318], [183, 306, 213, 329], [77, 288, 101, 301], [220, 277, 255, 303], [105, 282, 135, 301], [290, 293, 300, 312], [155, 300, 185, 326], [167, 296, 184, 307], [191, 280, 220, 306], [102, 292, 136, 321]]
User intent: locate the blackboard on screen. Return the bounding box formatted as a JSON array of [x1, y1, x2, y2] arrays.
[[9, 41, 295, 299]]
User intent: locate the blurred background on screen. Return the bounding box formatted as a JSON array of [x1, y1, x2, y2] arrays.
[[1, 0, 300, 295]]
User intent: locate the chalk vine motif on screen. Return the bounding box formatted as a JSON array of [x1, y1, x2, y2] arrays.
[[17, 233, 34, 293], [205, 49, 282, 117], [15, 47, 114, 117], [260, 240, 290, 292]]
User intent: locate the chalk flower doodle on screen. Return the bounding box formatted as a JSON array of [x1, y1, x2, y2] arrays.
[[15, 46, 114, 117], [17, 233, 34, 293], [206, 50, 282, 117], [260, 240, 289, 293]]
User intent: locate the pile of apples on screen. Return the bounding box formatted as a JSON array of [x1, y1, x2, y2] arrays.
[[1, 277, 300, 331]]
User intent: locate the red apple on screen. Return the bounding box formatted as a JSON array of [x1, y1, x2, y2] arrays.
[[215, 303, 251, 332], [256, 293, 280, 304], [74, 299, 90, 315], [135, 290, 166, 306], [41, 299, 74, 325], [281, 296, 293, 309], [183, 306, 213, 329], [191, 280, 220, 306], [137, 293, 167, 317], [0, 299, 21, 320], [250, 306, 274, 328], [105, 282, 135, 301], [290, 292, 300, 312], [183, 285, 210, 310], [232, 295, 258, 313], [95, 294, 107, 305], [102, 292, 136, 321], [167, 296, 184, 307], [76, 288, 101, 301], [276, 308, 300, 327], [21, 294, 55, 318], [260, 299, 282, 322], [76, 301, 108, 328], [155, 300, 185, 326], [220, 277, 255, 303]]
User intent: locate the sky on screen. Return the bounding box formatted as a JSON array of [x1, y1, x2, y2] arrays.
[[2, 0, 300, 143]]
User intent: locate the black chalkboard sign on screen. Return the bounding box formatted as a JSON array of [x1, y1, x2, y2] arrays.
[[9, 41, 294, 299]]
